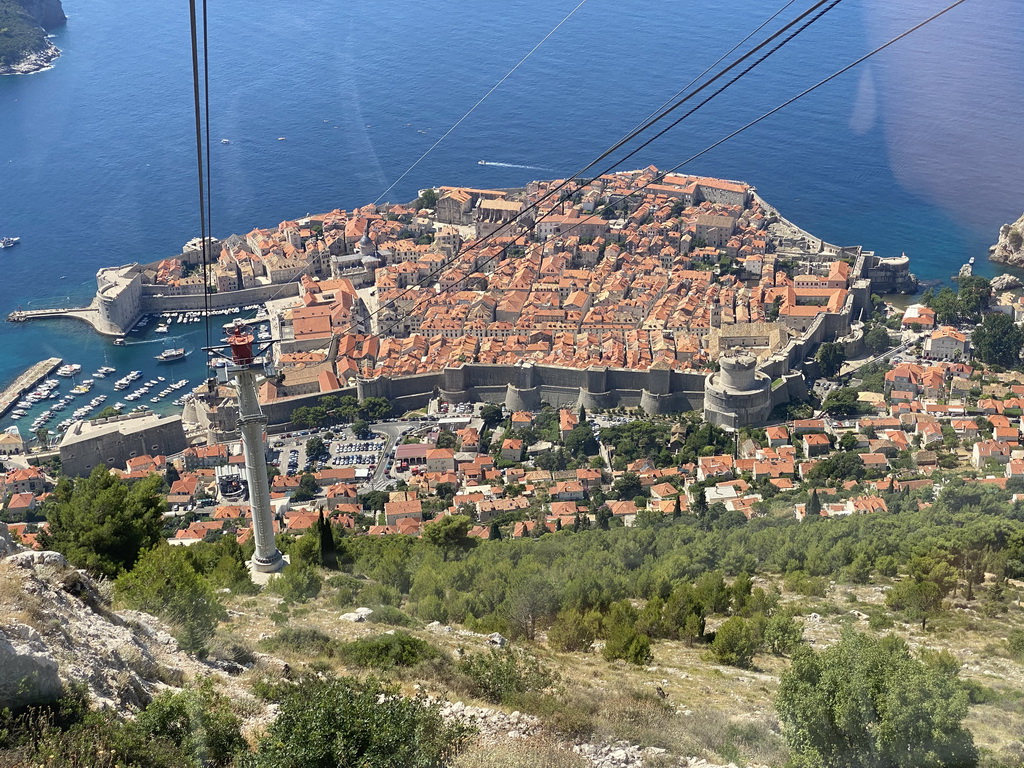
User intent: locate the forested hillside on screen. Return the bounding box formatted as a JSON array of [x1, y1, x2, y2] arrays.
[[0, 0, 63, 67]]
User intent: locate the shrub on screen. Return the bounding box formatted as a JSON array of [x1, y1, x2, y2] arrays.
[[133, 681, 245, 767], [359, 582, 403, 607], [337, 631, 442, 669], [267, 564, 322, 603], [458, 647, 558, 705], [762, 613, 804, 656], [366, 604, 417, 627], [249, 674, 472, 767], [783, 570, 828, 597], [1007, 628, 1024, 660], [548, 609, 598, 652], [260, 626, 334, 657], [709, 617, 760, 668], [602, 601, 652, 665], [114, 544, 225, 655]]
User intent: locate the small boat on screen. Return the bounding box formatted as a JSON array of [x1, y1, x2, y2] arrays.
[[154, 323, 170, 333], [478, 160, 487, 165], [155, 348, 189, 362], [277, 137, 286, 141], [0, 237, 20, 248], [221, 138, 230, 144], [113, 337, 126, 346]]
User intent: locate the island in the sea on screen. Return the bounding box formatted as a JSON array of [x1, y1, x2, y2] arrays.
[[0, 0, 66, 75], [14, 167, 918, 428]]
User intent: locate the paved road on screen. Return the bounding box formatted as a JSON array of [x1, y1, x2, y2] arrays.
[[365, 420, 427, 491]]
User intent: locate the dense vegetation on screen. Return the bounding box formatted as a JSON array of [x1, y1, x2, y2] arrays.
[[0, 0, 48, 66], [20, 452, 1024, 765]]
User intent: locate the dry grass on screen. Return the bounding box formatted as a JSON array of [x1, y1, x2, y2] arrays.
[[216, 569, 1024, 766], [0, 560, 47, 630], [451, 738, 587, 768]]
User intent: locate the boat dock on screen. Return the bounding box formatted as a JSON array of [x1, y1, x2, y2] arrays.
[[0, 357, 63, 418]]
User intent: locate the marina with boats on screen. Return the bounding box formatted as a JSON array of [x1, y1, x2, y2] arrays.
[[0, 303, 274, 444]]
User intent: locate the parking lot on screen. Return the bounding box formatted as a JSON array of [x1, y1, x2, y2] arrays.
[[270, 427, 385, 476]]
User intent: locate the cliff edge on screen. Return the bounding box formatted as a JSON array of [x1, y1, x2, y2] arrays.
[[990, 211, 1024, 267], [0, 0, 66, 76]]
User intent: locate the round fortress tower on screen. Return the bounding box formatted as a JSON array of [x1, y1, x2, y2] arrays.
[[703, 351, 772, 430]]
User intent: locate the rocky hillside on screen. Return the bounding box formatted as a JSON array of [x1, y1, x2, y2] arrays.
[[0, 0, 65, 75], [0, 523, 208, 712], [989, 211, 1024, 267]]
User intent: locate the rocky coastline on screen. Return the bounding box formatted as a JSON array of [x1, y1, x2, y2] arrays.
[[990, 211, 1024, 268], [0, 0, 65, 76], [0, 38, 60, 75]]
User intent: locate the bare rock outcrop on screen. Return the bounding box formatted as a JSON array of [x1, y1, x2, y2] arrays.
[[990, 212, 1024, 267], [0, 548, 206, 711]]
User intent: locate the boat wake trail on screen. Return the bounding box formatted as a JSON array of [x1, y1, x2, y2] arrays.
[[125, 335, 187, 346], [478, 161, 550, 171]]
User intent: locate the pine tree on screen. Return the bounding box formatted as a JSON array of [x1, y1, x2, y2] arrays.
[[807, 489, 822, 517]]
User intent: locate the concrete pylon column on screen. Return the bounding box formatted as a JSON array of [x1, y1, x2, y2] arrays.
[[233, 368, 284, 573]]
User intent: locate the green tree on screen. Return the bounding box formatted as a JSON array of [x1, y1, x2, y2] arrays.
[[250, 674, 470, 768], [268, 563, 323, 603], [39, 466, 165, 578], [864, 325, 891, 355], [972, 311, 1024, 367], [434, 430, 457, 450], [115, 544, 226, 654], [359, 396, 392, 421], [839, 431, 860, 451], [415, 188, 439, 210], [317, 509, 337, 568], [305, 436, 329, 464], [956, 275, 991, 319], [422, 514, 472, 562], [806, 489, 822, 516], [504, 574, 558, 641], [885, 578, 943, 630], [352, 419, 373, 440], [709, 616, 759, 668], [816, 342, 846, 378], [776, 632, 977, 768], [612, 472, 643, 501], [291, 473, 321, 503], [821, 387, 865, 418], [480, 403, 504, 429], [564, 423, 598, 457]]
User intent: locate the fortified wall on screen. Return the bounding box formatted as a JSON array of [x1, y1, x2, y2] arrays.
[[94, 263, 302, 335], [58, 412, 187, 477], [222, 287, 858, 433]]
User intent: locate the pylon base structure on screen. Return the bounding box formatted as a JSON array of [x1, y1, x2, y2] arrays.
[[208, 320, 284, 575]]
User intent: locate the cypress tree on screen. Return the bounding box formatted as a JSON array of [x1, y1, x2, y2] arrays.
[[807, 489, 822, 517], [318, 509, 337, 569], [488, 521, 501, 540], [673, 495, 682, 519]]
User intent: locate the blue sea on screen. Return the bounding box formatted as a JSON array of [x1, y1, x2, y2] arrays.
[[0, 0, 1022, 432]]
